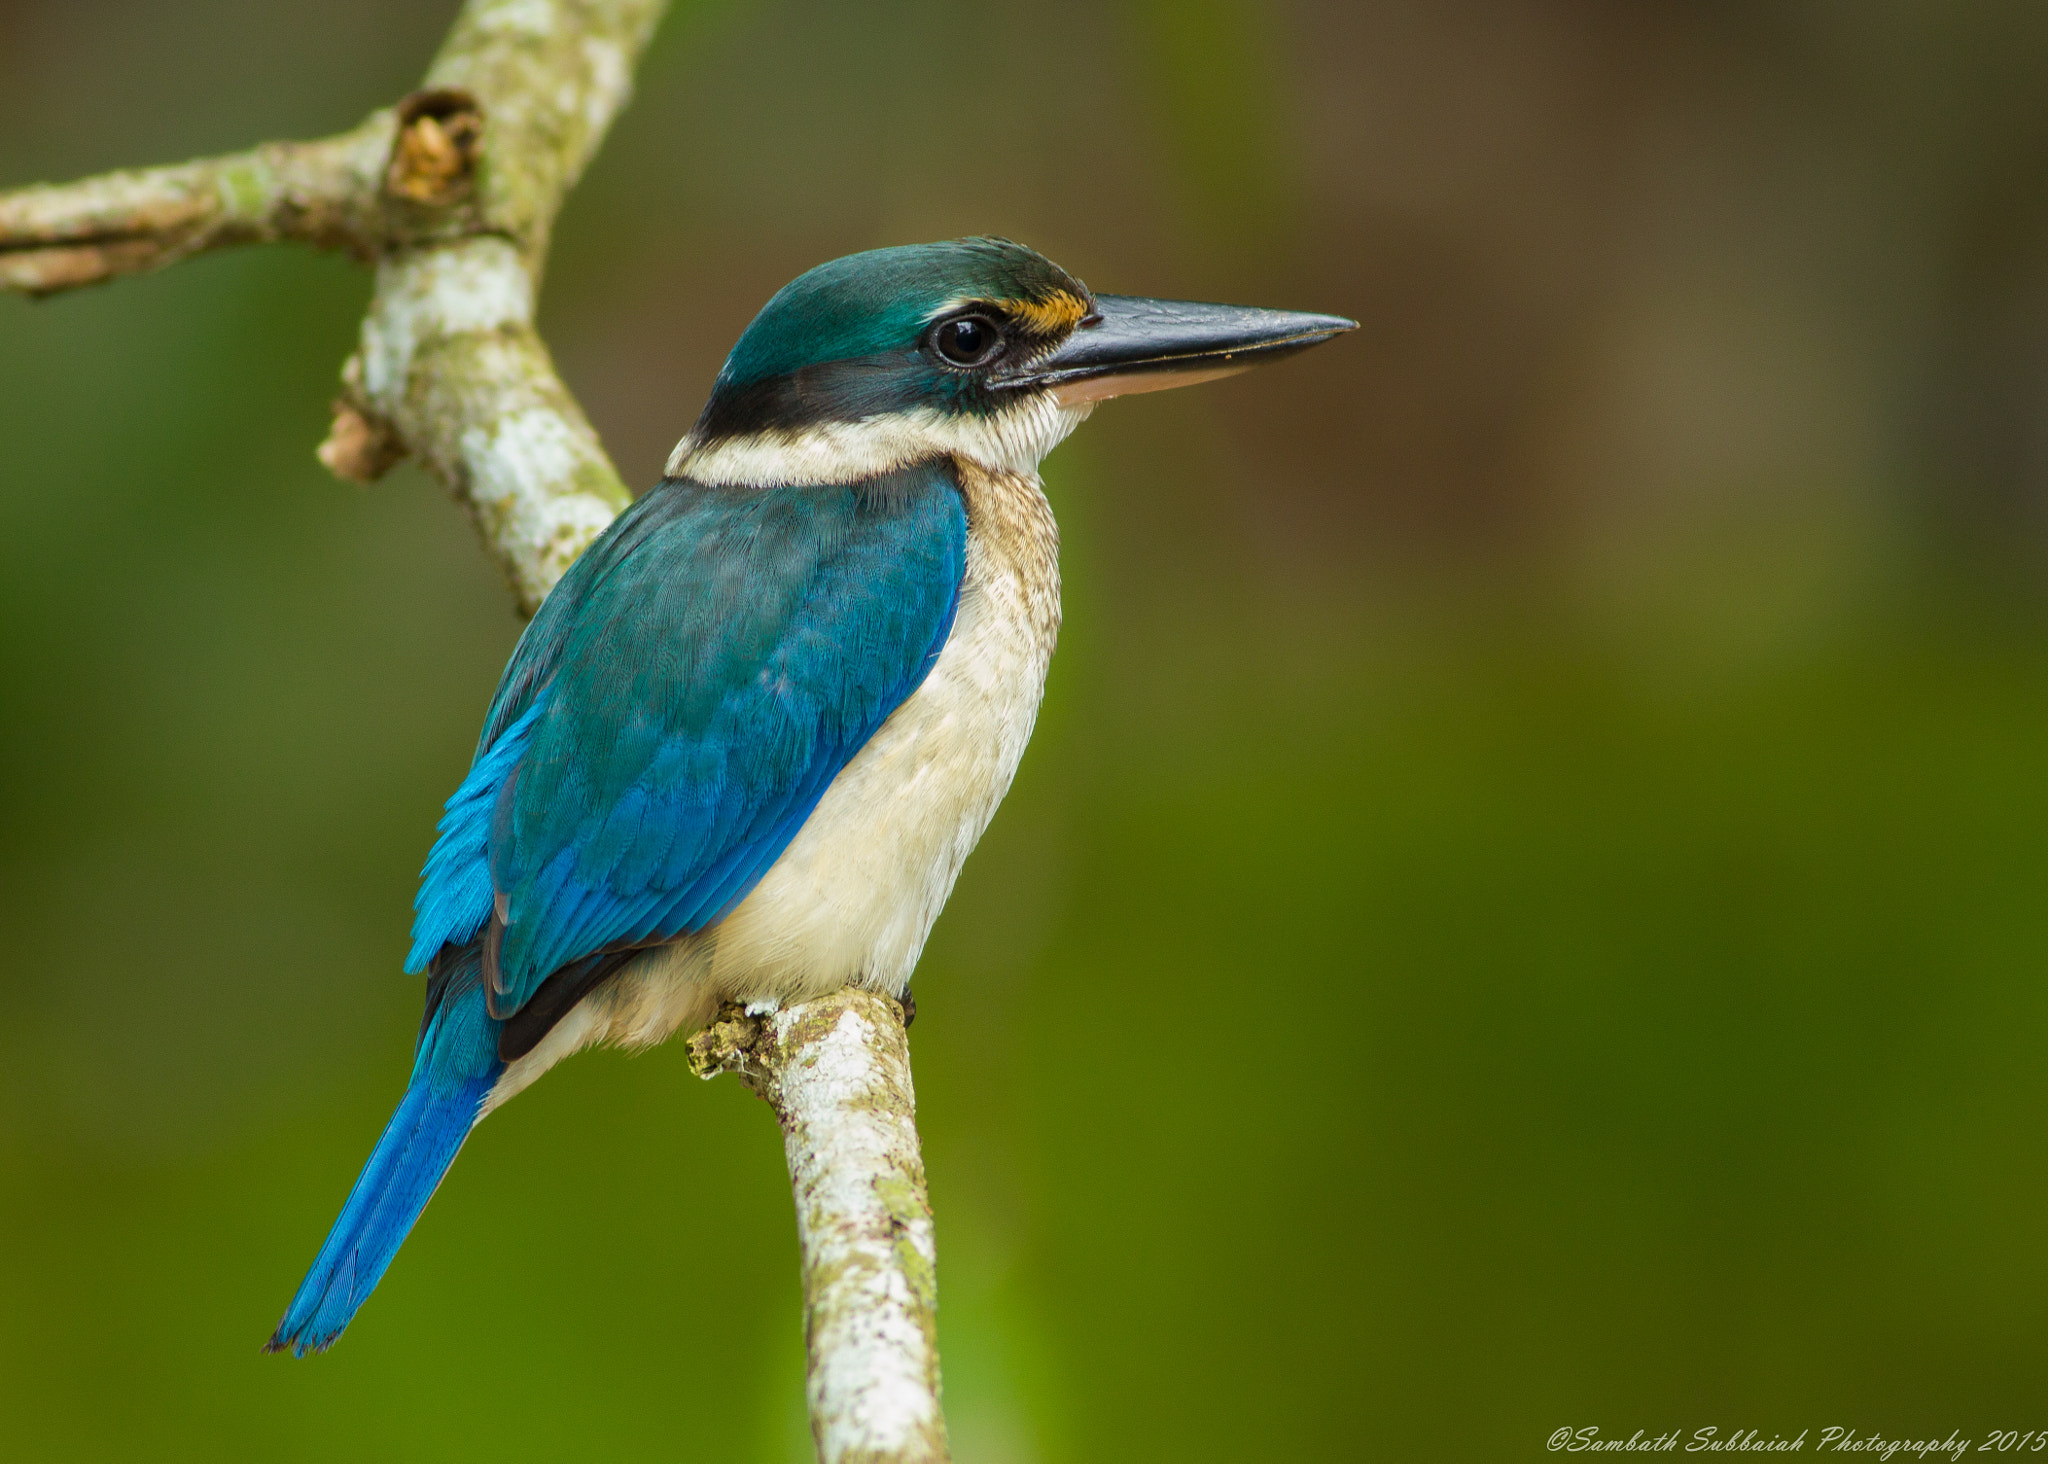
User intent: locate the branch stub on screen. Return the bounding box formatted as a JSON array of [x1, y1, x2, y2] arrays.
[[385, 89, 485, 207]]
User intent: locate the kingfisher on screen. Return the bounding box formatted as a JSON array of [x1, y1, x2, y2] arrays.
[[267, 237, 1352, 1354]]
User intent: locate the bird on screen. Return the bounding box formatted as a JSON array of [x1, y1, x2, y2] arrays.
[[267, 237, 1353, 1354]]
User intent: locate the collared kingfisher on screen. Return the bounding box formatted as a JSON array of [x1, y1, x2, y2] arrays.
[[268, 237, 1352, 1354]]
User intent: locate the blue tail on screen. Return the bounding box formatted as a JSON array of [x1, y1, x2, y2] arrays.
[[267, 947, 504, 1355]]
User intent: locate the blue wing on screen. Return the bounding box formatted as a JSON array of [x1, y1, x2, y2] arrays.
[[405, 462, 967, 1030]]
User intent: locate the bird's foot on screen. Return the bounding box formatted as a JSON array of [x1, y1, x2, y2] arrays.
[[899, 986, 916, 1028]]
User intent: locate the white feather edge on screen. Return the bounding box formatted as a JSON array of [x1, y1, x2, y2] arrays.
[[665, 395, 1091, 486]]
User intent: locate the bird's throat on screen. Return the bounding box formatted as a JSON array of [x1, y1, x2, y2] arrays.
[[666, 397, 1091, 487]]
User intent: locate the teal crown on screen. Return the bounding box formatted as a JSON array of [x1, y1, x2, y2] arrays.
[[690, 238, 1093, 442], [717, 237, 1091, 390]]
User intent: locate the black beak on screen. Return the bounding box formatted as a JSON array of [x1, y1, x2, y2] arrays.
[[997, 294, 1356, 404]]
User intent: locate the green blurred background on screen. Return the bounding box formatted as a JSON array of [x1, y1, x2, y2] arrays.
[[7, 1, 2048, 1457]]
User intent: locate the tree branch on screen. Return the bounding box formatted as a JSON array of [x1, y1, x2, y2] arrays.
[[329, 0, 670, 612], [1, 0, 667, 612], [691, 992, 950, 1464], [0, 2, 955, 1455], [0, 119, 395, 294]]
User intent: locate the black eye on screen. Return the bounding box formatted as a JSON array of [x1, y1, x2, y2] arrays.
[[932, 314, 1004, 368]]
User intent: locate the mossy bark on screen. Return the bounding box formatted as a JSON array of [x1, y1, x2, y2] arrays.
[[338, 0, 665, 611], [0, 0, 665, 611], [0, 118, 396, 293], [691, 992, 951, 1464]]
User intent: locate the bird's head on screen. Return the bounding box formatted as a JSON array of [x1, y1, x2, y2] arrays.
[[667, 237, 1355, 487]]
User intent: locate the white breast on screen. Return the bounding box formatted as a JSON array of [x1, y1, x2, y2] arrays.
[[703, 499, 1056, 998], [536, 461, 1063, 1072]]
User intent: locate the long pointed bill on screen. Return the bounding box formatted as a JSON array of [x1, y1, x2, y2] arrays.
[[998, 294, 1357, 406]]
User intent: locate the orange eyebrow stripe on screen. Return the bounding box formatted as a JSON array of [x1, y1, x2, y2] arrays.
[[999, 291, 1091, 335]]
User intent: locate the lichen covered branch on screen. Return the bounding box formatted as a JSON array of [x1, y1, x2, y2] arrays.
[[0, 119, 396, 295], [337, 234, 628, 611], [325, 0, 667, 611], [420, 0, 667, 271], [0, 0, 665, 611], [691, 991, 951, 1464]]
